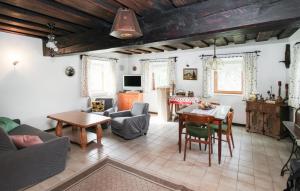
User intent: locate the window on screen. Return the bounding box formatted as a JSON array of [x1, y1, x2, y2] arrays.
[[149, 61, 169, 90], [87, 59, 116, 96], [213, 57, 243, 94]]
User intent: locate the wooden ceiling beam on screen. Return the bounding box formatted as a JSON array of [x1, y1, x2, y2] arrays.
[[135, 48, 152, 53], [160, 45, 178, 51], [0, 14, 69, 36], [0, 22, 48, 38], [173, 43, 193, 50], [0, 0, 110, 29], [171, 0, 205, 8], [148, 47, 164, 52], [216, 37, 228, 46], [113, 0, 173, 16], [54, 0, 116, 23], [256, 31, 273, 42], [0, 2, 86, 33], [233, 35, 246, 44], [0, 28, 45, 38], [278, 28, 299, 39], [125, 49, 142, 54], [189, 40, 209, 48], [114, 50, 132, 55], [51, 0, 300, 55]]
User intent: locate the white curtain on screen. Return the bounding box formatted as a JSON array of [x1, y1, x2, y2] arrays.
[[243, 53, 258, 99], [289, 44, 300, 108], [142, 60, 150, 93], [81, 55, 89, 97], [167, 58, 176, 86], [202, 57, 214, 98]]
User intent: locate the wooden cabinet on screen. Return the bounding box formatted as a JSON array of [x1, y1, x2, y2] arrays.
[[117, 92, 143, 111], [246, 101, 289, 139]]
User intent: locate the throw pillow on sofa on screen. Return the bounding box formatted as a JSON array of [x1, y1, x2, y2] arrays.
[[9, 135, 43, 149], [0, 117, 19, 133], [91, 100, 105, 112]]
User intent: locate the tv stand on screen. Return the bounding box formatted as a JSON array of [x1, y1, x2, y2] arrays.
[[118, 92, 143, 111]]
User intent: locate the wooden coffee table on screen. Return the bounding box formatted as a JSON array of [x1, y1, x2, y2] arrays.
[[47, 111, 111, 149]]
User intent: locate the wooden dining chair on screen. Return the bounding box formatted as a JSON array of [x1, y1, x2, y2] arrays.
[[183, 113, 215, 166], [211, 109, 234, 157]]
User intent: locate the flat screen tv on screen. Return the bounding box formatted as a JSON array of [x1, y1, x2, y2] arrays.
[[123, 75, 142, 91]]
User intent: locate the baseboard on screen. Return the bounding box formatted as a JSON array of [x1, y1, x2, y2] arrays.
[[233, 123, 246, 127]]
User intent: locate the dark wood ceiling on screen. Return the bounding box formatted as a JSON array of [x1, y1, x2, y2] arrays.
[[0, 0, 299, 56]]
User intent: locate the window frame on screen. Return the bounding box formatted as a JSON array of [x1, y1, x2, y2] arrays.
[[213, 65, 244, 95]]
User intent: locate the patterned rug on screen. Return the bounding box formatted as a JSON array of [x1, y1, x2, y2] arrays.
[[50, 157, 193, 191]]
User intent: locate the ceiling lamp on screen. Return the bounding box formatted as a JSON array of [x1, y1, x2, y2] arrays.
[[208, 39, 223, 70], [46, 23, 58, 57], [110, 8, 143, 39]]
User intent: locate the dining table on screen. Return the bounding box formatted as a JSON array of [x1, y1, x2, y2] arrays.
[[176, 104, 231, 164]]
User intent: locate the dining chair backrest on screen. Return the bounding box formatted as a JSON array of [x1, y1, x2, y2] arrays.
[[295, 107, 300, 126], [226, 109, 234, 133], [182, 113, 215, 127]]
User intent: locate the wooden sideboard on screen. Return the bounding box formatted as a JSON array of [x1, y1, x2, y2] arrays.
[[246, 101, 289, 139], [118, 92, 143, 111]]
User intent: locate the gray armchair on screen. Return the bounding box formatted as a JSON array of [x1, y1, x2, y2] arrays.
[[110, 102, 150, 140], [83, 98, 117, 129]]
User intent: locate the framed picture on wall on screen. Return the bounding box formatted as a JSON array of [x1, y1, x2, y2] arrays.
[[183, 68, 197, 80]]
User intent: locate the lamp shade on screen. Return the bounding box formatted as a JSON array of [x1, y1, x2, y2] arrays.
[[110, 8, 143, 39]]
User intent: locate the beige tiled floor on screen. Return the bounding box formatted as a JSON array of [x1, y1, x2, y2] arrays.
[[26, 116, 291, 191]]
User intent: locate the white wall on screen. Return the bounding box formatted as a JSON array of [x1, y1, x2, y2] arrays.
[[125, 39, 290, 124], [0, 32, 127, 130], [0, 32, 88, 130]]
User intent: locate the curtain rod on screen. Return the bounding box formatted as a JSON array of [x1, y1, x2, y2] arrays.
[[199, 51, 261, 58], [80, 54, 119, 61], [139, 56, 177, 62]]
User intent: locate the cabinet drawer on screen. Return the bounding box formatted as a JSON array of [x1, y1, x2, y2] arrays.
[[246, 102, 262, 112]]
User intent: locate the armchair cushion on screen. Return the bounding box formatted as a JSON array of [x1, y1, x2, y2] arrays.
[[110, 110, 132, 118], [131, 103, 147, 116]]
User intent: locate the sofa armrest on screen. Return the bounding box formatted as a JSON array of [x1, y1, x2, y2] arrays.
[[13, 119, 21, 125], [110, 110, 131, 118], [81, 107, 92, 113], [0, 137, 69, 191]]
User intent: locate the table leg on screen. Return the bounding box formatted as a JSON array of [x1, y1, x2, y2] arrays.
[[55, 121, 63, 137], [170, 103, 173, 121], [178, 118, 183, 153], [80, 128, 87, 149], [281, 140, 297, 176], [218, 121, 222, 164], [96, 124, 103, 146]]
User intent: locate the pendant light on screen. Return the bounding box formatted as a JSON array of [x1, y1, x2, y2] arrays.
[[110, 8, 143, 39], [208, 39, 223, 70], [46, 23, 58, 57]]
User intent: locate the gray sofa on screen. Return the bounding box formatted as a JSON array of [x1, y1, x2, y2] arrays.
[[0, 119, 69, 191], [110, 103, 150, 140]]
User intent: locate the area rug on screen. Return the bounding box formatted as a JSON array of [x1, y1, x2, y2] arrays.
[[50, 157, 193, 191]]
